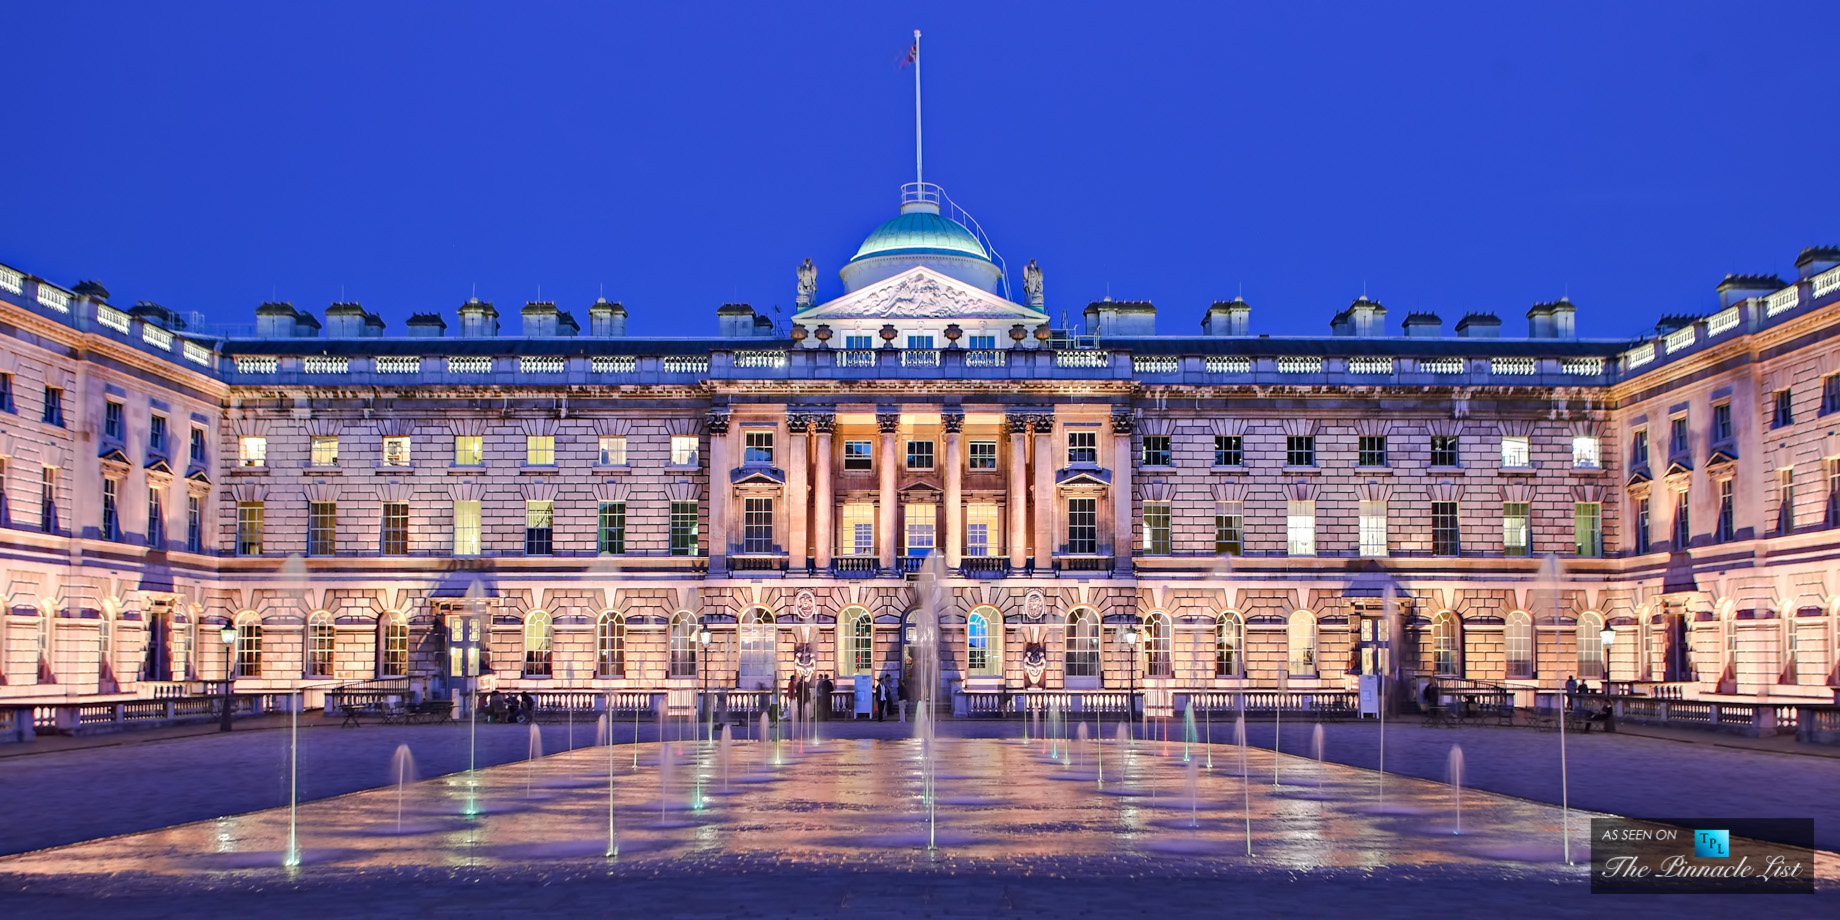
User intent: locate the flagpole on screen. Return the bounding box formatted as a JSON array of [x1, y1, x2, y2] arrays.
[[913, 29, 922, 191]]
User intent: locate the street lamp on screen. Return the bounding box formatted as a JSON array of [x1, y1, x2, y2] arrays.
[[1599, 626, 1616, 689], [1123, 627, 1140, 733], [218, 621, 238, 732], [697, 624, 712, 740]]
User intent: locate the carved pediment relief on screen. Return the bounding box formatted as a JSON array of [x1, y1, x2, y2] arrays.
[[794, 267, 1046, 323]]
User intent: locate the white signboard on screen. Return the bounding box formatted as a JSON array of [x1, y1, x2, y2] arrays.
[[1358, 675, 1381, 717], [854, 675, 873, 717]]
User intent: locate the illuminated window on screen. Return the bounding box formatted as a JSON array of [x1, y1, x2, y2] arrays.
[[1216, 613, 1243, 677], [1142, 612, 1172, 677], [311, 436, 339, 467], [670, 436, 700, 466], [382, 436, 411, 467], [840, 502, 875, 556], [596, 612, 626, 677], [1064, 609, 1099, 678], [452, 500, 480, 556], [968, 606, 1001, 676], [523, 611, 553, 677], [524, 435, 554, 466], [1432, 611, 1461, 677], [1500, 435, 1529, 469], [380, 613, 408, 677], [453, 435, 483, 466], [669, 501, 699, 556], [1359, 500, 1387, 557], [1286, 611, 1317, 676], [1575, 502, 1603, 557], [306, 612, 334, 678], [238, 436, 267, 467], [1287, 500, 1316, 556], [1505, 611, 1534, 678], [1572, 436, 1601, 469], [599, 435, 627, 465], [904, 502, 934, 556], [964, 502, 998, 557], [1503, 502, 1530, 556], [236, 501, 264, 555], [524, 500, 554, 555], [234, 615, 262, 678]]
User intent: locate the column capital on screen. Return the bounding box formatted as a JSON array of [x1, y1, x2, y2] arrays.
[[1029, 413, 1056, 434], [941, 410, 965, 433], [786, 412, 811, 434], [704, 411, 732, 435], [811, 412, 837, 434], [876, 411, 901, 434], [1110, 409, 1136, 435], [1004, 412, 1034, 435]]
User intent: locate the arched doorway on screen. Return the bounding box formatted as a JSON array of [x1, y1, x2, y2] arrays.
[[737, 607, 776, 690]]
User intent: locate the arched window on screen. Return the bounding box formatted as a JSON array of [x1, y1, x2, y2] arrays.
[[1286, 611, 1317, 677], [1577, 612, 1604, 680], [738, 607, 776, 689], [1216, 612, 1244, 677], [523, 611, 553, 677], [379, 612, 409, 677], [1143, 611, 1173, 677], [306, 612, 335, 678], [1505, 611, 1534, 679], [1724, 612, 1738, 668], [234, 613, 262, 678], [97, 610, 113, 677], [841, 607, 873, 676], [968, 606, 1002, 676], [668, 612, 697, 678], [1064, 608, 1100, 678], [596, 612, 625, 678], [1432, 611, 1462, 677]]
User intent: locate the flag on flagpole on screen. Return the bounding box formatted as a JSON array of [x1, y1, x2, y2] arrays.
[[898, 40, 917, 69]]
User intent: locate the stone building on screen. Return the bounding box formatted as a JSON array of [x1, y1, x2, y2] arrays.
[[1, 188, 1837, 717]]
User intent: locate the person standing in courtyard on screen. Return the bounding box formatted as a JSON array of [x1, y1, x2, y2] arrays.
[[817, 673, 834, 721]]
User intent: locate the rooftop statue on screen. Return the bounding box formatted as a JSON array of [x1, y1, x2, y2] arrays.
[[1022, 259, 1044, 308], [796, 258, 817, 308]]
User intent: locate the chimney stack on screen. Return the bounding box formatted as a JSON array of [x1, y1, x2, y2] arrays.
[[458, 298, 498, 337], [1454, 312, 1501, 338], [405, 313, 447, 337], [1401, 311, 1443, 337], [1202, 298, 1250, 336], [1794, 246, 1840, 280], [1715, 274, 1785, 309], [1329, 297, 1386, 336], [1526, 298, 1576, 339], [589, 298, 627, 336]]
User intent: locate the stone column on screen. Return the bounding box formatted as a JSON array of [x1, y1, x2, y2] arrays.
[[942, 409, 964, 569], [813, 414, 835, 569], [1032, 413, 1056, 569], [877, 410, 900, 573], [1111, 409, 1135, 575], [1006, 412, 1030, 571], [706, 411, 731, 574], [786, 412, 810, 570]]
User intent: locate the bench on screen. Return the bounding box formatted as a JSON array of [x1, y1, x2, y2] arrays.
[[1420, 706, 1457, 729]]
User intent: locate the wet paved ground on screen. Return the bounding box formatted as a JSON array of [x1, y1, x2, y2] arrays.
[[2, 715, 1835, 918]]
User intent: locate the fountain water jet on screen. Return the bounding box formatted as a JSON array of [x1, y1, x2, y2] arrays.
[[390, 743, 416, 835], [525, 724, 543, 799], [1312, 723, 1326, 791], [1182, 701, 1196, 763], [1542, 553, 1574, 864], [1449, 744, 1465, 835], [911, 554, 947, 850]]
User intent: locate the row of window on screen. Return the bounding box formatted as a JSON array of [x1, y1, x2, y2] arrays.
[[1630, 375, 1840, 469], [239, 499, 698, 557], [1152, 499, 1603, 558], [1156, 433, 1601, 470], [241, 433, 686, 469]]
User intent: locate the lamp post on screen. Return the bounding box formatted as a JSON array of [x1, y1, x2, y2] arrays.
[[697, 624, 712, 741], [1599, 627, 1616, 690], [218, 622, 237, 732], [1123, 627, 1140, 736]]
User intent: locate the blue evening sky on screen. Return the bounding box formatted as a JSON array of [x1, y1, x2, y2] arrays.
[[2, 2, 1834, 340]]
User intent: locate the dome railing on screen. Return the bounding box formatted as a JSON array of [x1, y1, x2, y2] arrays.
[[899, 182, 1012, 302]]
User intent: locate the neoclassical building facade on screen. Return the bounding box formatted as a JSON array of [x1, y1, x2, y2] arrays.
[[2, 190, 1837, 714]]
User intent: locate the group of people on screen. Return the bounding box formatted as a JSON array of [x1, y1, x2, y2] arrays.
[[781, 672, 906, 722], [478, 689, 538, 724]]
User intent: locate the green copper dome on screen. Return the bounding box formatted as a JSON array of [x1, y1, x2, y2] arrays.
[[850, 211, 989, 263]]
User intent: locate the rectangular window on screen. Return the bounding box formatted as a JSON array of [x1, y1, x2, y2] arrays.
[[964, 503, 998, 557], [1634, 497, 1651, 554], [906, 440, 935, 470], [190, 427, 207, 464], [381, 502, 408, 555], [1215, 501, 1243, 555], [382, 436, 411, 467], [103, 401, 123, 440], [311, 436, 339, 467], [1823, 374, 1840, 416], [905, 502, 935, 556], [670, 435, 700, 466], [967, 334, 996, 350], [1429, 435, 1459, 467], [1575, 501, 1603, 557], [1779, 468, 1795, 534], [598, 435, 628, 466], [1359, 500, 1388, 557], [101, 479, 120, 541], [1142, 501, 1171, 554], [1067, 497, 1098, 554], [1669, 416, 1689, 455], [524, 434, 554, 466], [744, 430, 773, 464], [743, 497, 774, 553], [669, 501, 700, 556], [0, 457, 7, 526], [1830, 458, 1840, 527], [1141, 435, 1172, 467], [149, 415, 167, 453], [1715, 479, 1735, 542], [1358, 435, 1387, 467], [598, 501, 626, 554], [1214, 435, 1243, 467], [1503, 502, 1531, 556], [1287, 500, 1316, 556], [1572, 435, 1601, 469], [453, 435, 483, 466], [42, 386, 63, 426], [906, 334, 934, 350], [452, 500, 481, 556], [1712, 403, 1732, 442], [1773, 389, 1794, 428], [1432, 501, 1460, 556], [840, 502, 875, 556], [844, 334, 874, 350], [1286, 436, 1315, 467], [1500, 435, 1530, 469], [0, 373, 11, 412], [1674, 489, 1691, 548], [147, 488, 164, 549], [40, 466, 58, 532], [186, 494, 202, 553], [1067, 430, 1098, 465], [307, 502, 337, 556], [1630, 429, 1648, 467], [239, 436, 267, 467], [236, 501, 264, 556], [968, 440, 997, 470], [524, 500, 554, 555], [843, 440, 873, 470]]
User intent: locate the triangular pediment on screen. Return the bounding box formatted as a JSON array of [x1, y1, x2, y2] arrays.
[[730, 467, 786, 486], [794, 266, 1047, 323], [1705, 448, 1738, 469], [1664, 460, 1694, 478], [1056, 467, 1114, 488]]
